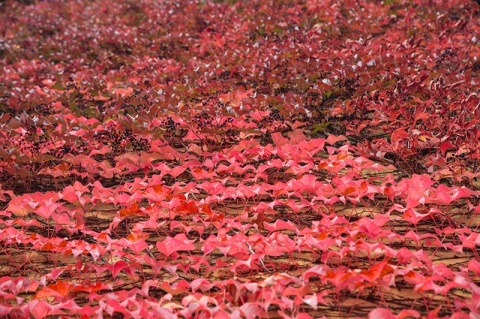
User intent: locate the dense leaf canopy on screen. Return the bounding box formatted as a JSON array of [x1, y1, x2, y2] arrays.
[[0, 0, 479, 318]]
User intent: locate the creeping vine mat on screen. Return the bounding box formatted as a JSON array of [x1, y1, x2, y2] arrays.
[[0, 0, 479, 318]]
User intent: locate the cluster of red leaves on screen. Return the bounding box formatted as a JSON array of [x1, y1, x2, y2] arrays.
[[0, 0, 479, 318]]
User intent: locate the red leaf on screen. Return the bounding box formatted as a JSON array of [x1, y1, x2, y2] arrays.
[[200, 181, 226, 196], [360, 260, 394, 283], [29, 300, 52, 318], [125, 233, 149, 254], [145, 185, 169, 202], [239, 302, 266, 319], [201, 204, 224, 221], [158, 280, 190, 295], [170, 165, 187, 178], [73, 282, 111, 294], [35, 281, 72, 300], [47, 281, 72, 297], [111, 260, 129, 279], [397, 309, 420, 319], [190, 278, 213, 293], [468, 258, 480, 274], [176, 200, 199, 215], [113, 87, 133, 97], [414, 112, 430, 123], [263, 219, 298, 233], [326, 134, 347, 145], [440, 140, 454, 156], [391, 128, 409, 149], [184, 129, 200, 141], [119, 202, 141, 217], [271, 132, 289, 146], [403, 208, 429, 225], [383, 186, 395, 201], [156, 234, 196, 257], [343, 186, 356, 195], [6, 196, 38, 216], [253, 211, 273, 229], [34, 202, 63, 219], [368, 308, 396, 319]]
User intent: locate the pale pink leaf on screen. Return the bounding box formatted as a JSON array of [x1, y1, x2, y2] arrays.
[[368, 308, 396, 319], [156, 234, 196, 257]]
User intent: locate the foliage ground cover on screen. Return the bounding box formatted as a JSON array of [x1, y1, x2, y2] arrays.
[[0, 0, 479, 317]]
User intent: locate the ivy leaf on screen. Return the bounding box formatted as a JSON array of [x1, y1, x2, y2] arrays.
[[119, 202, 141, 217], [239, 302, 266, 319], [108, 260, 140, 280], [29, 300, 53, 318], [263, 219, 298, 233], [360, 260, 395, 284], [368, 308, 397, 319], [156, 234, 196, 257], [252, 211, 273, 230], [440, 140, 454, 157], [6, 196, 38, 216], [326, 134, 347, 145], [35, 281, 72, 300]]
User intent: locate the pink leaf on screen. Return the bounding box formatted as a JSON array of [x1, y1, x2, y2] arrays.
[[450, 186, 471, 201], [263, 219, 298, 233], [397, 309, 420, 319], [326, 134, 347, 145], [191, 278, 213, 293], [34, 202, 63, 219], [111, 260, 129, 279], [303, 294, 318, 310], [156, 234, 196, 257], [6, 196, 38, 216], [140, 280, 159, 296], [239, 302, 266, 319], [468, 259, 480, 274], [429, 185, 452, 205], [403, 208, 429, 226], [184, 129, 200, 140], [127, 238, 148, 255], [29, 300, 52, 318], [271, 132, 289, 147], [0, 305, 12, 317], [303, 265, 327, 281], [390, 128, 409, 149], [368, 308, 396, 319]]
